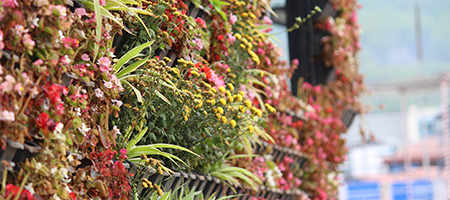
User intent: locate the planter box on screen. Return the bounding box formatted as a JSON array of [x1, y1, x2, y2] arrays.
[[0, 139, 41, 180], [341, 109, 357, 128]]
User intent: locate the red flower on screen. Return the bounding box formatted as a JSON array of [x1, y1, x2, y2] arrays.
[[69, 192, 76, 200], [5, 184, 34, 200], [200, 67, 212, 79], [36, 112, 49, 129], [45, 84, 62, 105], [217, 34, 224, 41]]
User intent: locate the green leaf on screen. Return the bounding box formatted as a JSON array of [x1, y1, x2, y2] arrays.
[[116, 56, 149, 78], [155, 90, 172, 106], [79, 0, 133, 35], [114, 41, 153, 72], [93, 0, 102, 61], [126, 127, 148, 151], [121, 79, 143, 102], [159, 191, 171, 200], [107, 0, 152, 37]]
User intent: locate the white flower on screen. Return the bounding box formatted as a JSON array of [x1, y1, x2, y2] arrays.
[[67, 154, 74, 162], [25, 183, 35, 195], [105, 23, 112, 32], [52, 193, 61, 200], [81, 123, 91, 132], [54, 122, 64, 134], [94, 88, 104, 98], [75, 108, 81, 116], [51, 167, 58, 175], [65, 186, 72, 194], [59, 30, 64, 39], [0, 110, 15, 121], [35, 163, 42, 170], [32, 18, 39, 28], [60, 168, 69, 179]]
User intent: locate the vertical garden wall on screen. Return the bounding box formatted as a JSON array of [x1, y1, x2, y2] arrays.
[[0, 0, 363, 199]]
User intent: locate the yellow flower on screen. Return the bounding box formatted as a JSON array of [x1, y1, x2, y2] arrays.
[[203, 111, 207, 115], [164, 57, 172, 62], [225, 90, 231, 97], [235, 33, 242, 40], [239, 105, 245, 113], [191, 71, 200, 77], [211, 88, 217, 93], [142, 182, 149, 188], [227, 96, 234, 103], [241, 38, 248, 44], [239, 91, 245, 96], [184, 116, 188, 121], [206, 99, 216, 105], [218, 86, 226, 93], [241, 13, 248, 18], [217, 107, 224, 114], [244, 100, 252, 108], [265, 103, 276, 113], [248, 125, 254, 133], [256, 110, 262, 117], [235, 94, 243, 102], [230, 120, 236, 128], [194, 99, 203, 108], [221, 116, 228, 124], [216, 113, 221, 119], [220, 98, 227, 105], [195, 94, 202, 99], [240, 44, 246, 49], [227, 83, 234, 91]]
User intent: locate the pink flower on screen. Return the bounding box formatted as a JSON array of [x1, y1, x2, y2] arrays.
[[0, 110, 15, 121], [230, 14, 237, 25], [13, 83, 23, 94], [53, 5, 67, 17], [12, 24, 27, 36], [263, 16, 272, 25], [104, 81, 113, 89], [94, 88, 104, 98], [97, 57, 111, 67], [99, 0, 106, 6], [285, 134, 293, 146], [33, 59, 44, 66], [22, 34, 35, 50], [192, 38, 203, 50], [292, 58, 299, 66], [81, 53, 90, 61], [2, 0, 18, 8], [99, 65, 110, 73], [257, 48, 265, 55], [0, 30, 4, 50], [0, 75, 15, 93], [195, 18, 206, 29], [56, 103, 64, 115], [75, 8, 87, 16], [60, 55, 71, 65], [112, 99, 123, 107], [120, 149, 127, 155], [312, 85, 322, 94], [226, 33, 236, 44]]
